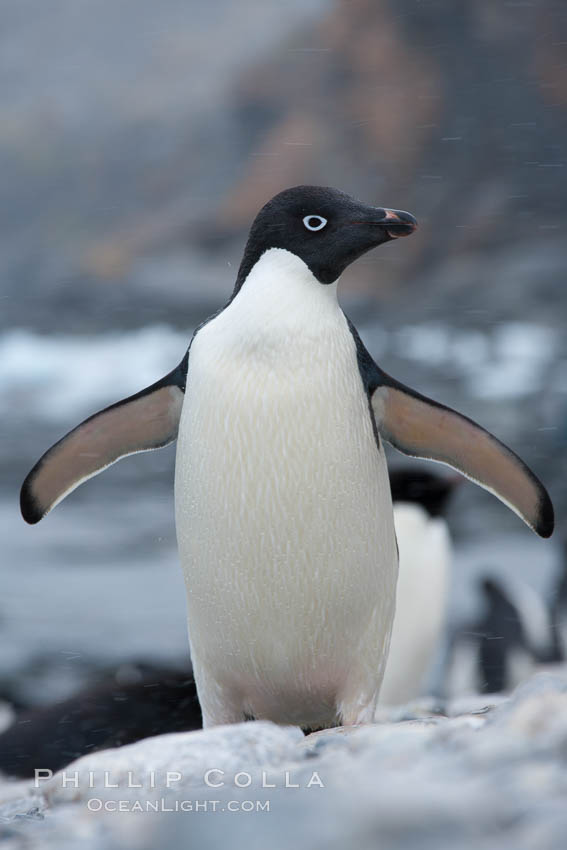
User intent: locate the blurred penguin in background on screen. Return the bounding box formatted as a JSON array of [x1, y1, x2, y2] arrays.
[[0, 664, 201, 779], [378, 469, 459, 706], [444, 572, 564, 697], [476, 576, 562, 693], [550, 536, 567, 660]]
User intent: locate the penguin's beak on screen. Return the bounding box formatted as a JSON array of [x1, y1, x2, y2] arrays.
[[350, 207, 418, 242], [374, 209, 418, 239], [324, 200, 418, 280]]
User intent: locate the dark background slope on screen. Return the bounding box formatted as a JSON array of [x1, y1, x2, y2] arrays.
[[1, 0, 564, 331]]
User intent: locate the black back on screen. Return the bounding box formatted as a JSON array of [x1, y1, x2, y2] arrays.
[[389, 469, 458, 518]]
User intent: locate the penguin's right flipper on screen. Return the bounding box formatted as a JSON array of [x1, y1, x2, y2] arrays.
[[20, 355, 187, 524], [371, 375, 554, 539]]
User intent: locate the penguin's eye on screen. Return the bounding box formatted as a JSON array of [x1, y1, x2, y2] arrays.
[[303, 215, 327, 232]]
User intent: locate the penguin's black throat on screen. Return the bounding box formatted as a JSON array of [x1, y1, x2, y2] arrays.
[[233, 185, 417, 292]]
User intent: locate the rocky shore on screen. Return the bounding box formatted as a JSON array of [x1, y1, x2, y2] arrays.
[[2, 671, 567, 849]]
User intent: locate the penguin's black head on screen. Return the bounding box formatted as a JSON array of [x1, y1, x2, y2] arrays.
[[235, 185, 417, 292]]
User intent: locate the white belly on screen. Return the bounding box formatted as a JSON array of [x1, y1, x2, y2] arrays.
[[174, 250, 398, 727]]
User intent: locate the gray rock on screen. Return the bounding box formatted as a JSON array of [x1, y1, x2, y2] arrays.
[[3, 672, 567, 849], [39, 721, 304, 806]]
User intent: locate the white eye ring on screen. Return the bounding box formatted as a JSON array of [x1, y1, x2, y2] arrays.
[[303, 215, 327, 232]]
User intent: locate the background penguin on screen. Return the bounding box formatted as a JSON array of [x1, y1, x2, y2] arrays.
[[20, 185, 554, 730], [476, 576, 561, 693], [550, 536, 567, 658], [0, 664, 201, 779], [378, 470, 459, 706], [442, 573, 563, 697]]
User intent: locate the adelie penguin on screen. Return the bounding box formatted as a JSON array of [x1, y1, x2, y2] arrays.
[[21, 185, 554, 729]]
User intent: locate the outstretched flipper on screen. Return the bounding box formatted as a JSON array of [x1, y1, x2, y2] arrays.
[[348, 321, 554, 538], [20, 354, 188, 524]]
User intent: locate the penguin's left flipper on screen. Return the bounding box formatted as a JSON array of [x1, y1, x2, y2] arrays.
[[371, 374, 554, 538], [20, 356, 187, 524]]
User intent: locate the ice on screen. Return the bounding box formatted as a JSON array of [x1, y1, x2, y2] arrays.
[[0, 325, 189, 423]]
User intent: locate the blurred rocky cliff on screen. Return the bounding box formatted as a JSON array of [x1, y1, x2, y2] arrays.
[[2, 0, 565, 332]]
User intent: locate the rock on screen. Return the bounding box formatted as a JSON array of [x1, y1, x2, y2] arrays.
[[3, 672, 567, 849], [39, 721, 304, 806], [487, 672, 567, 742]]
